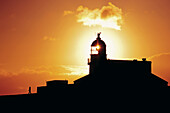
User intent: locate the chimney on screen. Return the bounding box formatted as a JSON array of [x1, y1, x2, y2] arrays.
[[142, 58, 146, 61]]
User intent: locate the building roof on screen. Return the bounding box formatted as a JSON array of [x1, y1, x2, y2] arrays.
[[91, 38, 106, 47]]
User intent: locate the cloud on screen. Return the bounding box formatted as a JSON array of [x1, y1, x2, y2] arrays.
[[0, 65, 88, 95], [61, 65, 88, 76], [148, 52, 170, 71], [64, 2, 123, 30], [63, 10, 74, 16], [0, 69, 10, 76], [43, 36, 56, 41], [0, 66, 66, 95], [148, 52, 170, 60], [148, 52, 170, 85]]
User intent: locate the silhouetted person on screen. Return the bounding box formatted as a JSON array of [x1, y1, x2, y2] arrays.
[[28, 86, 31, 94]]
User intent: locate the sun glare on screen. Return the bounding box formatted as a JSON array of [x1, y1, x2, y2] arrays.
[[96, 45, 100, 50], [101, 32, 124, 59], [75, 30, 124, 65]]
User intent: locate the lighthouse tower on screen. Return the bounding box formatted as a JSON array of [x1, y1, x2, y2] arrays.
[[73, 32, 167, 89], [88, 32, 107, 75]]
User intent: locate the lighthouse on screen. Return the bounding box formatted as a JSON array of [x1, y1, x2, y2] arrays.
[[37, 32, 168, 94], [88, 32, 107, 75], [74, 32, 167, 89]]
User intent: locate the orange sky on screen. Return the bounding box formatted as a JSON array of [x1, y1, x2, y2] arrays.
[[0, 0, 170, 95]]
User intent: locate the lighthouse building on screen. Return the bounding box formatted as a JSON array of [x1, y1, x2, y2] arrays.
[[37, 33, 168, 94], [74, 33, 167, 90]]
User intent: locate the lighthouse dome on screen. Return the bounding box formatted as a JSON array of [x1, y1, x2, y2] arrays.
[[91, 33, 106, 47]]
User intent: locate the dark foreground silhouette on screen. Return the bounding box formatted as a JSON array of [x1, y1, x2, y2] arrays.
[[0, 33, 169, 110]]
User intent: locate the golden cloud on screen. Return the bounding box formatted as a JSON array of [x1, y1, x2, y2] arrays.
[[63, 10, 74, 16], [0, 65, 87, 95], [148, 52, 170, 60], [43, 36, 56, 41], [61, 65, 88, 76], [64, 2, 123, 30]]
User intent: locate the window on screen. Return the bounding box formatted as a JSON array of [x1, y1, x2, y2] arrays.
[[91, 45, 100, 54]]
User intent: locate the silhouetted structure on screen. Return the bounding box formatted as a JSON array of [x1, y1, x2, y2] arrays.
[[37, 33, 168, 95], [1, 33, 169, 108], [37, 80, 73, 94], [28, 86, 31, 94]]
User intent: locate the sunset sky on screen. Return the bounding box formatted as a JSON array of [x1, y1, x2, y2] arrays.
[[0, 0, 170, 95]]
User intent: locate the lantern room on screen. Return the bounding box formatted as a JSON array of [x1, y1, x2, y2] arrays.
[[88, 32, 107, 74], [90, 32, 107, 60]]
